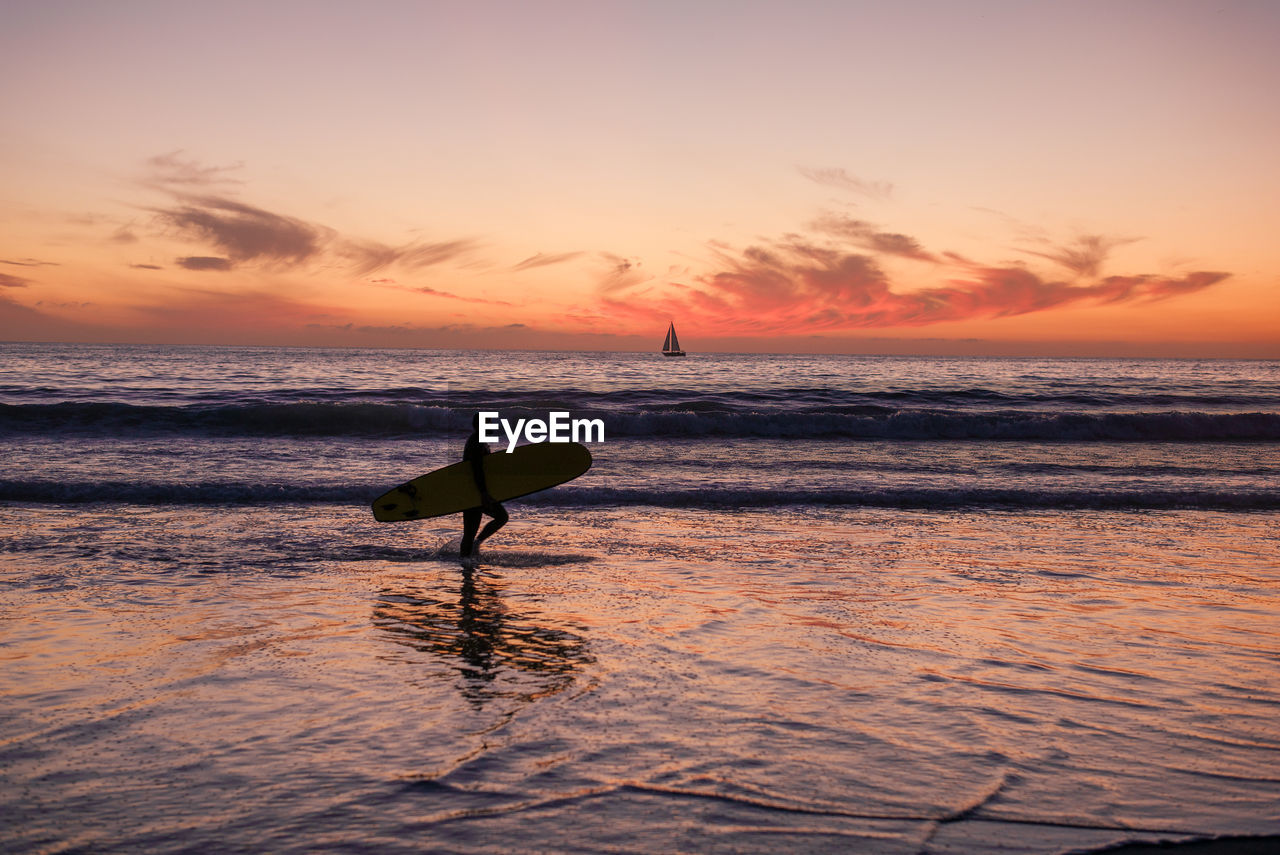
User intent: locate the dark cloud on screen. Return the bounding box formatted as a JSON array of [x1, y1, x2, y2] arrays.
[[154, 196, 479, 275], [130, 263, 164, 270], [177, 256, 233, 271], [144, 183, 475, 278], [0, 272, 31, 288], [155, 195, 326, 267], [137, 154, 481, 279], [798, 166, 893, 200]]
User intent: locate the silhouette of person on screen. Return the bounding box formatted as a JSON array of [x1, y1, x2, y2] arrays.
[[460, 412, 508, 567]]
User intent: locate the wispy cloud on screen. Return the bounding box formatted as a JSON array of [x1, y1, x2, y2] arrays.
[[1019, 234, 1140, 278], [809, 213, 938, 261], [0, 272, 32, 288], [415, 285, 513, 306], [2, 258, 59, 268], [596, 253, 651, 294], [338, 237, 477, 276], [367, 279, 514, 306], [798, 166, 893, 200], [141, 154, 477, 277], [511, 251, 584, 272], [176, 256, 234, 271], [147, 151, 245, 187]]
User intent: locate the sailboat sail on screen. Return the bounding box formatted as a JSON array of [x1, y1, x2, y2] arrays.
[[661, 322, 685, 356]]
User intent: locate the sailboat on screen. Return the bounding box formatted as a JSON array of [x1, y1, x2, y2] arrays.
[[661, 322, 686, 357]]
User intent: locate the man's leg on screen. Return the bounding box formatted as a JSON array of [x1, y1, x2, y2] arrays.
[[460, 507, 482, 558], [473, 504, 508, 550]]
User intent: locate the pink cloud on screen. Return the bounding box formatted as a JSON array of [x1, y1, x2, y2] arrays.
[[594, 227, 1229, 336]]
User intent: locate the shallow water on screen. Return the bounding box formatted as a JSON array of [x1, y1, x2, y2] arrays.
[[3, 344, 1278, 851], [3, 503, 1278, 853]]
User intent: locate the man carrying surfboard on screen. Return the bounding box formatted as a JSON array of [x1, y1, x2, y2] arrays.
[[460, 412, 508, 567]]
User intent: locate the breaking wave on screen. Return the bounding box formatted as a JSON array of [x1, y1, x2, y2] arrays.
[[3, 478, 1277, 511], [2, 401, 1278, 441]]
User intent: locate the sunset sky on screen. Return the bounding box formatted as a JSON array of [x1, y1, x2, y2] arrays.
[[2, 0, 1278, 356]]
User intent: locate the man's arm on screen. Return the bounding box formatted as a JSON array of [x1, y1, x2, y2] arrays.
[[467, 443, 498, 508], [469, 453, 491, 498]]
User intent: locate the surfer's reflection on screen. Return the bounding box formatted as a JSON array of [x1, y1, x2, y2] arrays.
[[373, 571, 591, 708]]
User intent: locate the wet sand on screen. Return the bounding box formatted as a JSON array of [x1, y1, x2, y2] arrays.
[[3, 503, 1278, 853]]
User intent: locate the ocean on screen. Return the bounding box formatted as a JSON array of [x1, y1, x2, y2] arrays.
[[2, 343, 1278, 854]]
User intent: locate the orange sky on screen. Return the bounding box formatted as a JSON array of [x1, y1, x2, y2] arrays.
[[2, 0, 1278, 356]]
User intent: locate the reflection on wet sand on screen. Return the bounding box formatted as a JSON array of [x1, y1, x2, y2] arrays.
[[373, 570, 592, 708]]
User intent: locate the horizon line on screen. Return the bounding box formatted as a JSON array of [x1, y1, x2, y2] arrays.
[[3, 338, 1277, 361]]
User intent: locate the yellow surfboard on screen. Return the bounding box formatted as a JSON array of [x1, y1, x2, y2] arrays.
[[371, 442, 592, 522]]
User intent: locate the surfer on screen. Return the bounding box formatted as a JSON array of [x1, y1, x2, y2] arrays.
[[460, 412, 508, 567]]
